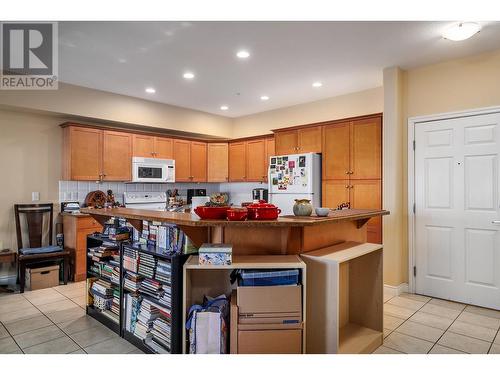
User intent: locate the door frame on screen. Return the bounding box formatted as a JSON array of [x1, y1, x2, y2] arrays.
[[407, 105, 500, 294]]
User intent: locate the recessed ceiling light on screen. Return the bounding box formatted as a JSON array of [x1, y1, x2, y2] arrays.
[[183, 72, 195, 80], [145, 87, 156, 94], [236, 50, 250, 59], [442, 22, 481, 41], [220, 105, 229, 111], [260, 95, 270, 101], [312, 82, 323, 88], [118, 58, 127, 64]]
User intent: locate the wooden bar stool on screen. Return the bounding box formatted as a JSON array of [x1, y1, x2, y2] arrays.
[[14, 203, 70, 293]]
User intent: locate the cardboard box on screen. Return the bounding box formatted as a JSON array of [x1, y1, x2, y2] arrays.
[[25, 264, 60, 291], [237, 285, 301, 315], [237, 329, 302, 354]]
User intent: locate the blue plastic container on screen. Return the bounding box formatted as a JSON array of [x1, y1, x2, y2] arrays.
[[239, 269, 299, 286]]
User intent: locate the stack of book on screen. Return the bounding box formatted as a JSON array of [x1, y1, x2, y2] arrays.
[[123, 246, 139, 273], [124, 293, 141, 333], [124, 271, 143, 293], [91, 279, 113, 299], [111, 288, 120, 315], [138, 252, 156, 279], [149, 315, 171, 353], [134, 299, 160, 340], [139, 278, 163, 299], [157, 224, 185, 253], [101, 263, 114, 280], [111, 266, 120, 285], [155, 260, 171, 285], [158, 286, 171, 309], [88, 244, 119, 261]]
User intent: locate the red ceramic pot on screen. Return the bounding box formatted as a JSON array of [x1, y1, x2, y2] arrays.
[[247, 202, 281, 220], [194, 206, 230, 220], [226, 208, 248, 221]]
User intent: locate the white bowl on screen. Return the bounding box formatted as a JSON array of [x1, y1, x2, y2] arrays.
[[315, 207, 330, 217]]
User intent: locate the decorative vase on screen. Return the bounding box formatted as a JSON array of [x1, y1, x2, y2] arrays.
[[293, 199, 313, 216]]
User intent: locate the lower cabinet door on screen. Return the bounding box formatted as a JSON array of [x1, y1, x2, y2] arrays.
[[323, 180, 350, 208], [237, 329, 302, 354], [349, 179, 382, 244]]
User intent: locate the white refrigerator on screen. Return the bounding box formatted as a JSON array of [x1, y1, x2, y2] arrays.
[[268, 152, 321, 215]]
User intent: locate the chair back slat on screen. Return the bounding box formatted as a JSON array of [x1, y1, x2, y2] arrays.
[[14, 203, 54, 250]]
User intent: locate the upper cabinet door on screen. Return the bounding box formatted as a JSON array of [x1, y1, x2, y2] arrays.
[[228, 142, 247, 181], [323, 122, 351, 180], [207, 143, 229, 182], [154, 137, 173, 159], [350, 116, 382, 180], [132, 134, 155, 158], [246, 139, 267, 182], [190, 141, 207, 182], [66, 127, 102, 181], [298, 126, 322, 153], [173, 139, 191, 182], [102, 130, 132, 181], [275, 130, 298, 155]]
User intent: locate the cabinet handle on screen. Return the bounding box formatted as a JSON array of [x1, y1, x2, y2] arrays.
[[345, 171, 349, 174], [345, 185, 349, 189], [349, 171, 353, 174], [349, 185, 354, 189]]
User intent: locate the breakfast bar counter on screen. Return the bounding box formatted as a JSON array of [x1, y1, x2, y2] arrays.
[[81, 207, 389, 255]]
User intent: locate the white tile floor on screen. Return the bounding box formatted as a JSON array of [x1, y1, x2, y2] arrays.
[[375, 292, 500, 354], [2, 282, 500, 354], [0, 282, 142, 354]]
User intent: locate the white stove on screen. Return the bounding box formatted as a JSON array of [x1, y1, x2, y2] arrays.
[[123, 192, 167, 211]]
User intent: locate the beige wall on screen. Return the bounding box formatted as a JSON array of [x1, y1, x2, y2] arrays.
[[0, 110, 64, 279], [382, 48, 500, 288], [231, 87, 383, 138], [0, 82, 233, 139]]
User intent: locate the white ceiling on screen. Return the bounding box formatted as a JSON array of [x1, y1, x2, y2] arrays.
[[59, 21, 500, 118]]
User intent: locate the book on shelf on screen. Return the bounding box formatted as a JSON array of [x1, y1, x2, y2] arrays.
[[124, 271, 143, 293]]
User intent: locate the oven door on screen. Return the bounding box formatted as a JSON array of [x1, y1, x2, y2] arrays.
[[132, 163, 168, 182]]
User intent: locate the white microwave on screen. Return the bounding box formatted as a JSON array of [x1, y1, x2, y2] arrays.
[[132, 157, 175, 183]]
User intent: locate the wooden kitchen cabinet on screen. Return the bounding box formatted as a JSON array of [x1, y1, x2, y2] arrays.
[[207, 143, 229, 182], [266, 137, 275, 161], [62, 214, 103, 282], [190, 141, 207, 182], [63, 125, 132, 181], [63, 126, 102, 181], [275, 130, 299, 155], [323, 122, 351, 180], [323, 117, 381, 180], [350, 117, 382, 180], [154, 137, 174, 159], [229, 142, 247, 181], [298, 126, 322, 153], [102, 130, 132, 181], [132, 134, 155, 157], [133, 135, 173, 159], [246, 139, 267, 182], [173, 139, 207, 182], [173, 139, 191, 182], [323, 180, 350, 209], [275, 126, 321, 155]]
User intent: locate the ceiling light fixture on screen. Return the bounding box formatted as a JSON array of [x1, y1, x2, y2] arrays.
[[145, 87, 156, 94], [220, 105, 229, 111], [312, 82, 323, 88], [236, 50, 250, 59], [183, 72, 195, 79], [260, 95, 269, 101], [442, 22, 481, 41]]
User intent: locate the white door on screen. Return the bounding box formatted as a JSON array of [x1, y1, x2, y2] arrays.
[[415, 113, 500, 309]]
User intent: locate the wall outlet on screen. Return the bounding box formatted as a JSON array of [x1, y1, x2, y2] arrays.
[[32, 192, 40, 201]]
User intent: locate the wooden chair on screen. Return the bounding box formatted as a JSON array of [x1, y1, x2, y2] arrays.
[[14, 203, 70, 293]]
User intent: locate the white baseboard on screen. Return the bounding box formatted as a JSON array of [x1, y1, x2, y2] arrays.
[[384, 283, 409, 298]]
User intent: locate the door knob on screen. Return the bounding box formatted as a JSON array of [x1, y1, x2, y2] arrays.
[[492, 220, 500, 224]]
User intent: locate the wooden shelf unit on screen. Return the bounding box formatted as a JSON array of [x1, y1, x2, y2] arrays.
[[301, 242, 383, 354], [182, 255, 307, 354]]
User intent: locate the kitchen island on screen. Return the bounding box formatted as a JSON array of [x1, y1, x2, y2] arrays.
[[80, 207, 389, 255]]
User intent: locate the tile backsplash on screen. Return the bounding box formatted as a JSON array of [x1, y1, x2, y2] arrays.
[[59, 181, 266, 206]]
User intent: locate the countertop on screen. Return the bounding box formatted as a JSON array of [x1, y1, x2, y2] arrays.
[[80, 207, 389, 227]]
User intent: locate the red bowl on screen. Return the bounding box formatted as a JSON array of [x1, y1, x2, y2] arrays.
[[194, 206, 230, 220], [247, 204, 281, 220], [227, 208, 248, 221]]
